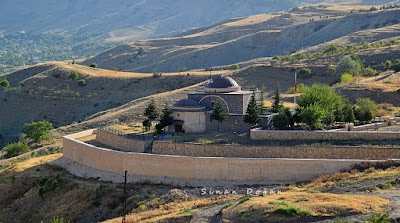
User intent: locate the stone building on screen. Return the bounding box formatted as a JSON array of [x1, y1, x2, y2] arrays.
[[169, 75, 272, 133]]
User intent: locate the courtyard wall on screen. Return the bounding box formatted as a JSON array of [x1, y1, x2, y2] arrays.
[[95, 129, 151, 153], [61, 129, 399, 186], [250, 129, 400, 141], [152, 141, 400, 160]]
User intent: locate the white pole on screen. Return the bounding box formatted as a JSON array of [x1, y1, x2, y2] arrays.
[[294, 72, 297, 104]]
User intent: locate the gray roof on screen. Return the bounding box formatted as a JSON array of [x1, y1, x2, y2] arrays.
[[206, 75, 239, 89], [173, 99, 200, 107]]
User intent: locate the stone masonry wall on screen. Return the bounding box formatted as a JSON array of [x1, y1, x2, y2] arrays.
[[250, 129, 400, 141], [95, 129, 151, 153], [62, 130, 398, 186], [152, 141, 400, 160]]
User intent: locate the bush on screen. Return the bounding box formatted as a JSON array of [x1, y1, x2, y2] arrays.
[[341, 73, 354, 84], [337, 56, 363, 76], [298, 68, 312, 78], [89, 63, 97, 68], [0, 78, 10, 88], [364, 212, 391, 223], [354, 98, 378, 123], [326, 64, 336, 74], [78, 79, 86, 86], [69, 72, 79, 80], [273, 111, 290, 130], [362, 67, 378, 77], [3, 142, 29, 158], [384, 60, 392, 70], [153, 72, 162, 78], [23, 121, 53, 142], [273, 204, 311, 216], [230, 64, 240, 70]]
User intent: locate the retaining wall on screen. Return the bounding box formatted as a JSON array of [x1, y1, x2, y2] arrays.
[[61, 130, 398, 186], [152, 141, 400, 160], [250, 129, 400, 141], [95, 129, 151, 153]]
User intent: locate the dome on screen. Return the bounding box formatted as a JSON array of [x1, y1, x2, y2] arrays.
[[205, 75, 241, 93]]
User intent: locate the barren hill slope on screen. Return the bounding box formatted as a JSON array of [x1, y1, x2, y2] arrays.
[[0, 62, 226, 147], [83, 7, 400, 72]]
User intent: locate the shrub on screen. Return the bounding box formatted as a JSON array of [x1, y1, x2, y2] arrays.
[[364, 212, 391, 223], [273, 112, 290, 129], [326, 64, 336, 74], [78, 79, 86, 86], [341, 73, 354, 84], [354, 98, 378, 123], [41, 216, 69, 223], [384, 60, 392, 70], [238, 196, 250, 204], [298, 68, 312, 78], [337, 56, 363, 76], [273, 204, 311, 216], [137, 47, 145, 55], [362, 67, 378, 77], [0, 78, 10, 88], [35, 174, 64, 198], [153, 72, 162, 77], [23, 121, 53, 142], [3, 142, 29, 158], [89, 63, 97, 68], [69, 72, 79, 80], [230, 64, 240, 70]]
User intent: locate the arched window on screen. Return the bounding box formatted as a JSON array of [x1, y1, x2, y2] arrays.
[[211, 101, 215, 109]]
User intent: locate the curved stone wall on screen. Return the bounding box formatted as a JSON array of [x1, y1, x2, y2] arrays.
[[62, 130, 399, 186]]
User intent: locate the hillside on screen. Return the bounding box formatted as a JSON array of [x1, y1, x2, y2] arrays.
[[83, 6, 400, 72], [0, 154, 399, 222], [0, 62, 229, 148]]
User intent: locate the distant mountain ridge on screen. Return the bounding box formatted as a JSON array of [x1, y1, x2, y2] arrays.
[[83, 6, 400, 72], [1, 0, 397, 41]]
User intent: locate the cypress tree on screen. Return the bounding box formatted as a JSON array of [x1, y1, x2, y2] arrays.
[[144, 98, 159, 120], [159, 103, 174, 128], [244, 91, 261, 126], [211, 99, 228, 131], [272, 85, 283, 113]]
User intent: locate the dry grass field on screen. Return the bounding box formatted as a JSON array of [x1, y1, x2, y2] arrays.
[[0, 154, 398, 223]]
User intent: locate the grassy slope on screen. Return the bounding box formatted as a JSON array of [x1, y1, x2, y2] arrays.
[[0, 154, 398, 223], [0, 62, 230, 148]]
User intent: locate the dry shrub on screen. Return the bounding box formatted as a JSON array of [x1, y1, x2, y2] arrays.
[[312, 172, 350, 185], [377, 103, 394, 109]]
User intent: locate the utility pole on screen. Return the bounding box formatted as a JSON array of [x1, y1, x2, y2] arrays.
[[122, 171, 127, 223], [294, 72, 298, 104]]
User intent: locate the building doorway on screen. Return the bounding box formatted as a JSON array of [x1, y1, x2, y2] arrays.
[[175, 124, 183, 133]]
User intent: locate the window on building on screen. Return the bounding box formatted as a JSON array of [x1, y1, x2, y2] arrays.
[[211, 101, 215, 109], [177, 113, 180, 117]]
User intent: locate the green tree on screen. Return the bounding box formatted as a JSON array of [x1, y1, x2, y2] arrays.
[[144, 98, 159, 120], [159, 103, 174, 129], [341, 73, 353, 84], [244, 92, 261, 126], [272, 107, 293, 129], [354, 98, 378, 123], [142, 119, 151, 131], [0, 78, 10, 88], [362, 67, 378, 77], [3, 142, 29, 158], [337, 56, 363, 76], [271, 86, 283, 113], [23, 121, 53, 142], [324, 45, 340, 55], [211, 99, 228, 131], [343, 104, 356, 123], [384, 60, 392, 70], [89, 63, 97, 68], [230, 64, 240, 70], [298, 68, 312, 78], [69, 71, 79, 80], [298, 104, 325, 130], [326, 64, 336, 74], [297, 83, 345, 128]]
